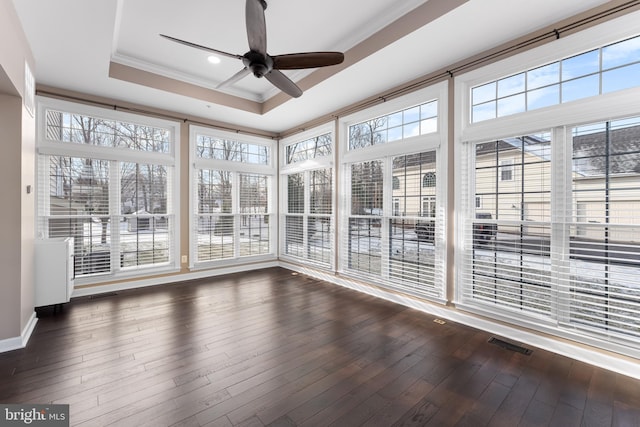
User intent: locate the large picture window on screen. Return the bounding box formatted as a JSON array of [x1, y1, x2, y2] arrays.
[[457, 18, 640, 356], [191, 127, 275, 267], [37, 99, 179, 280]]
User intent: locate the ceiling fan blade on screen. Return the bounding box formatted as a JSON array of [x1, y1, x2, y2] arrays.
[[246, 0, 267, 55], [217, 67, 251, 90], [265, 70, 302, 98], [160, 34, 243, 60], [273, 52, 345, 70]]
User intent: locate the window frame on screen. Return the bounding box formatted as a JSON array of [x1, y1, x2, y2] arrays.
[[36, 97, 181, 284], [454, 11, 640, 358], [189, 125, 277, 269], [279, 124, 335, 269], [338, 83, 448, 303]]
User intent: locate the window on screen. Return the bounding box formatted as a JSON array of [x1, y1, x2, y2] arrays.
[[465, 134, 552, 317], [569, 118, 640, 340], [340, 84, 446, 301], [343, 151, 443, 299], [37, 99, 179, 280], [348, 100, 437, 150], [471, 34, 640, 123], [499, 159, 513, 181], [422, 171, 436, 187], [191, 126, 275, 266], [281, 128, 334, 267], [196, 135, 269, 164], [392, 176, 400, 190], [457, 15, 640, 356], [285, 133, 331, 164]]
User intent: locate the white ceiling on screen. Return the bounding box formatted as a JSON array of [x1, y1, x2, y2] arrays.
[[13, 0, 611, 134]]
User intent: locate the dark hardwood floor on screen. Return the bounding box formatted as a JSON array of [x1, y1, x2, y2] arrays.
[[1, 267, 639, 426]]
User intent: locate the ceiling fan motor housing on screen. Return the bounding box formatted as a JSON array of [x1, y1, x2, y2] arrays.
[[243, 51, 273, 78]]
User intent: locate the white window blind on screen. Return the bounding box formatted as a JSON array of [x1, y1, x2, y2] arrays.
[[459, 122, 640, 352], [37, 99, 178, 280], [565, 118, 640, 342], [239, 174, 270, 257], [346, 160, 383, 277], [280, 128, 334, 268], [191, 127, 275, 266], [461, 134, 553, 318], [195, 169, 235, 261], [342, 152, 444, 300], [283, 169, 333, 266]]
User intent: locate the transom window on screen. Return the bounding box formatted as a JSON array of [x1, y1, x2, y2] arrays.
[[45, 109, 170, 153], [285, 133, 332, 164], [196, 135, 270, 165], [348, 100, 438, 149], [471, 34, 640, 123]]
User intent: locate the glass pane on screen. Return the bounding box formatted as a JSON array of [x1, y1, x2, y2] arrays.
[[308, 215, 332, 265], [392, 151, 436, 218], [349, 119, 388, 149], [45, 110, 170, 153], [403, 106, 420, 123], [472, 101, 496, 123], [287, 173, 304, 214], [403, 122, 420, 138], [472, 82, 496, 105], [570, 118, 640, 338], [388, 126, 403, 142], [388, 111, 403, 128], [310, 169, 332, 215], [420, 101, 438, 119], [602, 63, 640, 94], [527, 85, 560, 110], [351, 161, 383, 215], [239, 214, 269, 256], [420, 117, 437, 134], [348, 218, 381, 275], [527, 62, 560, 90], [497, 93, 526, 117], [198, 170, 232, 214], [240, 174, 268, 214], [498, 73, 525, 97], [120, 216, 170, 268], [196, 137, 268, 164], [121, 163, 168, 215], [561, 74, 599, 103], [602, 36, 640, 70], [562, 50, 599, 80], [196, 215, 234, 261]]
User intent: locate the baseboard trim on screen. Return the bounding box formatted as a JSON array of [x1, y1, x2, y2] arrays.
[[0, 312, 38, 354], [280, 261, 640, 380]]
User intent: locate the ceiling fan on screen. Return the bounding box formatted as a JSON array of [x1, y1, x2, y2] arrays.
[[160, 0, 345, 98]]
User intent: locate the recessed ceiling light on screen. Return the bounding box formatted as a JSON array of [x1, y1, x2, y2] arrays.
[[207, 55, 221, 65]]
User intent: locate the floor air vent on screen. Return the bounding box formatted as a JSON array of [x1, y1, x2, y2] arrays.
[[488, 337, 532, 355]]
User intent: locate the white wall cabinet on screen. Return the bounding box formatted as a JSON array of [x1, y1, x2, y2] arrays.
[[35, 238, 74, 307]]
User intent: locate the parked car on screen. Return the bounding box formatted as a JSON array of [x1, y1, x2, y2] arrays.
[[473, 212, 497, 244]]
